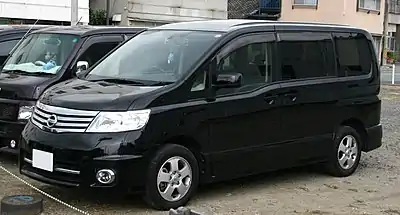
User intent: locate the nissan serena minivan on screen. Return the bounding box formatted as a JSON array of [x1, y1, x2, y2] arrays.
[[19, 20, 382, 210]]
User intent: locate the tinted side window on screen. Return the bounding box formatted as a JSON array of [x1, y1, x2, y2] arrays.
[[213, 34, 275, 96], [278, 32, 336, 81], [0, 39, 19, 55], [78, 42, 120, 68], [333, 33, 372, 77]]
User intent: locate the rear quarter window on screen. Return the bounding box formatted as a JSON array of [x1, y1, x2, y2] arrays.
[[333, 32, 373, 77]]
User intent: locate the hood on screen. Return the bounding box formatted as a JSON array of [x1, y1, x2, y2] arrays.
[[0, 72, 51, 99], [39, 78, 164, 111]]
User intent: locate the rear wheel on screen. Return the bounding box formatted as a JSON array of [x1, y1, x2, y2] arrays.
[[144, 144, 199, 210], [326, 126, 363, 177]]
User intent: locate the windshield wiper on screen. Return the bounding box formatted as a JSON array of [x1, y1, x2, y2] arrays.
[[91, 78, 147, 86], [148, 81, 174, 86], [2, 69, 54, 76]]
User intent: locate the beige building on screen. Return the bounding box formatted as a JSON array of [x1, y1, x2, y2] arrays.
[[229, 0, 384, 60]]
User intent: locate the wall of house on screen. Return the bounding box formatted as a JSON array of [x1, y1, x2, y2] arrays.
[[280, 0, 384, 35], [0, 0, 89, 24], [126, 0, 227, 25]]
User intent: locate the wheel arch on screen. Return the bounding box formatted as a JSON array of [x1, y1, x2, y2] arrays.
[[338, 118, 368, 151], [149, 135, 209, 183]]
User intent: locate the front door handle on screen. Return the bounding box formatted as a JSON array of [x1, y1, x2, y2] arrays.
[[264, 95, 278, 105]]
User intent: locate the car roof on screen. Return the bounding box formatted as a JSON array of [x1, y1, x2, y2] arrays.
[[32, 25, 148, 37], [153, 19, 366, 33], [0, 25, 50, 37]]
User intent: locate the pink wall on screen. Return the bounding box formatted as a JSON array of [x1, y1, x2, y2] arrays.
[[280, 0, 384, 35]]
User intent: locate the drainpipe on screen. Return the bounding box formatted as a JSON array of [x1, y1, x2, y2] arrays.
[[381, 0, 389, 66]]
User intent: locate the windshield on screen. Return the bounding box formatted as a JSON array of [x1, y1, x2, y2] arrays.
[[2, 33, 80, 75], [85, 30, 222, 83]]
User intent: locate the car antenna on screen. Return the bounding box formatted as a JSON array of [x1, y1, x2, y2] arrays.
[[76, 16, 83, 25], [9, 19, 40, 54]]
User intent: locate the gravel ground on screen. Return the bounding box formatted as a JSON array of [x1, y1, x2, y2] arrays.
[[1, 85, 400, 215]]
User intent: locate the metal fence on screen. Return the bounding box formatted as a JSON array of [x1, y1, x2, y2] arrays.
[[228, 0, 259, 18]]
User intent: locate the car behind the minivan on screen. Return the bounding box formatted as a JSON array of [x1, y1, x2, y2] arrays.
[[0, 25, 146, 154]]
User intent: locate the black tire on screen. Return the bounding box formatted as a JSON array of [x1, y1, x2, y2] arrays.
[[326, 126, 363, 177], [144, 144, 199, 210], [1, 195, 43, 215]]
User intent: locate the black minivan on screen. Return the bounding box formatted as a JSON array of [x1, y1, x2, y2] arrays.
[[19, 20, 382, 210], [0, 25, 146, 154]]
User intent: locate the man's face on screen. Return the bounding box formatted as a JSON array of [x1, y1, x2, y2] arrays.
[[45, 51, 56, 61]]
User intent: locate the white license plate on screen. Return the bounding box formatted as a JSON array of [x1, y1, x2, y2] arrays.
[[32, 149, 53, 172]]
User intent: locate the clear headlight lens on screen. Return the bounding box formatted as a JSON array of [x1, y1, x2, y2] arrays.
[[86, 109, 151, 133], [18, 106, 34, 120]]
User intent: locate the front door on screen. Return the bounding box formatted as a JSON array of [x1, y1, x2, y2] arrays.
[[205, 32, 283, 180]]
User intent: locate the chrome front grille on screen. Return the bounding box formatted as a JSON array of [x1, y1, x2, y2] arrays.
[[31, 102, 99, 133]]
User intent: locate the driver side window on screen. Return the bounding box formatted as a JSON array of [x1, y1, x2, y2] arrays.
[[215, 36, 275, 97]]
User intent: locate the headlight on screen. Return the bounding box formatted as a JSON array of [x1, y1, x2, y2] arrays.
[[18, 106, 34, 120], [86, 109, 151, 133]]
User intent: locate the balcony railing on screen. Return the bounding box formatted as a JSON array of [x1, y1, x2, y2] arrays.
[[389, 0, 400, 14]]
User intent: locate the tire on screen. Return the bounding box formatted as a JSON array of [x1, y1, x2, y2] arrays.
[[325, 126, 363, 177], [144, 144, 199, 210]]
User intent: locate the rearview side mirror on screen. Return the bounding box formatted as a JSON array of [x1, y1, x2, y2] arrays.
[[213, 73, 242, 89], [76, 61, 89, 77]]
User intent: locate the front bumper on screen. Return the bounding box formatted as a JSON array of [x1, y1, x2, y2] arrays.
[[0, 99, 35, 154], [19, 121, 149, 191], [0, 119, 27, 154]]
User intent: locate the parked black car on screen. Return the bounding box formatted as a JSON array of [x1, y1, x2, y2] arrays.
[[19, 20, 382, 210], [0, 25, 147, 154], [0, 25, 48, 65]]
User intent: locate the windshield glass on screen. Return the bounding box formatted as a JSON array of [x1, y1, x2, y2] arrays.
[[85, 30, 222, 83], [2, 33, 80, 75]]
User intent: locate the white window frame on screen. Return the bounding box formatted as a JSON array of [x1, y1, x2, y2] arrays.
[[293, 0, 318, 6], [358, 0, 381, 11]]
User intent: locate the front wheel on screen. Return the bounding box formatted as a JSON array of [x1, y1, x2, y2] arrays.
[[325, 126, 363, 177], [144, 144, 199, 210]]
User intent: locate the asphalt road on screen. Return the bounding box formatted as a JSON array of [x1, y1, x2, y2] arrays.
[[1, 86, 400, 215]]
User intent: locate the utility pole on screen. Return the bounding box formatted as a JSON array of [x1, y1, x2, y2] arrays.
[[71, 0, 79, 26], [106, 0, 110, 25], [381, 0, 389, 66]]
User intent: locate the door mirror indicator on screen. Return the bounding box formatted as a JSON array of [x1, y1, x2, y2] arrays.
[[213, 73, 242, 89]]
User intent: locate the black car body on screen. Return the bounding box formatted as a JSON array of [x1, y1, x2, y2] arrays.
[[19, 20, 382, 210], [0, 25, 146, 154], [0, 25, 49, 65]]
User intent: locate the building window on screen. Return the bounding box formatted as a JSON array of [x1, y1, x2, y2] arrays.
[[372, 36, 381, 56], [387, 36, 396, 52], [358, 0, 381, 11], [293, 0, 318, 5]]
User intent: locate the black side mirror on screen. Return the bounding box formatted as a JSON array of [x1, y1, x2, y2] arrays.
[[213, 73, 242, 89]]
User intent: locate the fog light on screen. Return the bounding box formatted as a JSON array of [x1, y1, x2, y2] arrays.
[[96, 169, 115, 184], [10, 140, 16, 148]]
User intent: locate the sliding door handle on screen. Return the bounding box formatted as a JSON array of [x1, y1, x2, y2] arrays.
[[264, 95, 278, 105]]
